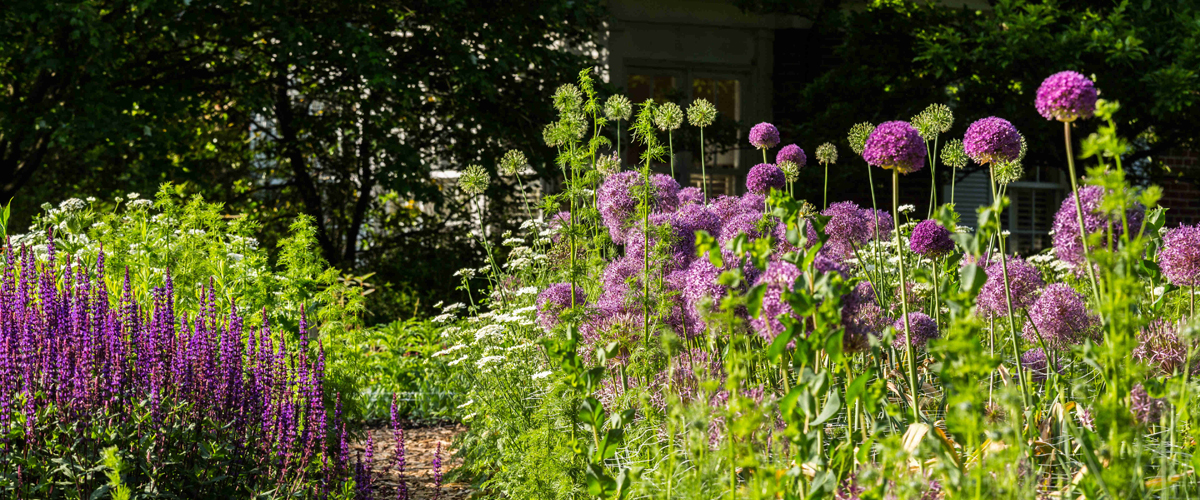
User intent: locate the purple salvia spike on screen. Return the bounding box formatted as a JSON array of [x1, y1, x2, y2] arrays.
[[392, 395, 407, 500], [433, 442, 443, 500]]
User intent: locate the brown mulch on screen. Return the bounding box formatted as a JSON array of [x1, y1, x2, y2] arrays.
[[352, 422, 472, 499]]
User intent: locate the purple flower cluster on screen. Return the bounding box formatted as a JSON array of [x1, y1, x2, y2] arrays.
[[892, 312, 939, 349], [1051, 185, 1145, 267], [536, 283, 587, 330], [1160, 224, 1200, 287], [862, 121, 927, 174], [747, 163, 786, 194], [750, 260, 803, 340], [977, 256, 1045, 319], [1020, 348, 1061, 383], [598, 171, 681, 243], [749, 122, 781, 150], [0, 238, 340, 489], [842, 282, 888, 352], [909, 219, 955, 258], [1134, 319, 1192, 376], [391, 396, 409, 500], [1022, 283, 1098, 349], [963, 117, 1022, 165], [807, 201, 880, 261], [1036, 71, 1098, 122], [776, 144, 807, 167], [679, 186, 705, 205], [1130, 383, 1168, 425]]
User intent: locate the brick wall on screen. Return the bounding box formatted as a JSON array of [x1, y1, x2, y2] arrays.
[[1159, 150, 1200, 226]]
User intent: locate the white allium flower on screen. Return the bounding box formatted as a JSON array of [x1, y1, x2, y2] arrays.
[[454, 268, 476, 278]]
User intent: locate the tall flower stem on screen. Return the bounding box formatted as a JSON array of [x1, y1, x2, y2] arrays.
[[515, 176, 533, 219], [615, 120, 622, 164], [926, 136, 939, 218], [699, 126, 708, 200], [950, 168, 957, 206], [893, 168, 920, 422], [930, 260, 940, 325], [866, 162, 885, 284], [1064, 122, 1103, 310], [988, 165, 1029, 408], [823, 162, 829, 210], [668, 130, 676, 178]]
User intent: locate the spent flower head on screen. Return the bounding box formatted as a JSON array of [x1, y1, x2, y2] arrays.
[[604, 95, 633, 121], [596, 151, 621, 177], [816, 142, 837, 165], [848, 122, 876, 156], [778, 161, 800, 183], [941, 139, 968, 169], [912, 103, 954, 140], [655, 102, 684, 132], [552, 84, 583, 113], [687, 98, 717, 128], [499, 150, 528, 177], [459, 165, 490, 195]]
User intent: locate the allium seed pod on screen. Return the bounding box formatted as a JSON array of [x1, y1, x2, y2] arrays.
[[499, 150, 528, 177], [458, 165, 490, 195], [940, 139, 969, 170], [552, 84, 583, 113], [604, 94, 633, 121], [655, 102, 684, 132], [911, 103, 954, 140], [815, 142, 837, 165], [687, 98, 718, 128], [847, 122, 875, 156]]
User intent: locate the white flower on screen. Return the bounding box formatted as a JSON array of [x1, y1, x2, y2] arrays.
[[432, 344, 467, 357], [898, 204, 915, 214], [1001, 230, 1011, 237], [477, 266, 491, 274], [502, 237, 525, 246], [128, 199, 153, 210], [532, 370, 554, 380], [462, 412, 477, 421], [513, 305, 537, 314], [955, 225, 973, 234], [58, 198, 86, 212], [432, 313, 456, 324], [85, 197, 97, 203], [475, 324, 505, 342], [127, 192, 140, 199], [448, 355, 470, 366], [443, 302, 466, 312], [515, 286, 539, 296], [506, 257, 532, 271], [1153, 286, 1165, 297], [454, 268, 476, 278], [476, 355, 505, 368], [227, 253, 244, 262], [457, 399, 474, 409]]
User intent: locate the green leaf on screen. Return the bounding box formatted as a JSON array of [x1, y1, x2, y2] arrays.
[[809, 389, 842, 427], [595, 428, 625, 461], [746, 283, 767, 318], [766, 323, 796, 360], [959, 264, 986, 296], [845, 373, 871, 404], [586, 464, 617, 496], [577, 397, 604, 430]]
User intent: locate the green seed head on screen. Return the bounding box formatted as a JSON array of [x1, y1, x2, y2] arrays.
[[940, 139, 969, 170], [816, 142, 838, 165], [499, 150, 528, 177], [687, 98, 718, 128], [459, 165, 490, 195], [604, 95, 633, 121], [654, 102, 684, 132], [848, 122, 876, 156]]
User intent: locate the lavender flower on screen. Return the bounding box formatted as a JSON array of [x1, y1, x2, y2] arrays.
[[1022, 283, 1098, 349], [746, 163, 786, 194], [392, 396, 408, 500], [1131, 383, 1168, 425], [1036, 71, 1098, 122], [963, 117, 1022, 165], [909, 219, 955, 258], [892, 312, 939, 349], [749, 122, 781, 150], [1050, 185, 1145, 267], [862, 121, 927, 174], [536, 283, 586, 330], [1160, 224, 1200, 286], [977, 256, 1044, 319], [749, 260, 802, 341]]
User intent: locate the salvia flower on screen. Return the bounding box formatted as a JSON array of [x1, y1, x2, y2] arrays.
[[862, 121, 927, 174], [1130, 383, 1168, 425], [963, 117, 1022, 165], [909, 219, 955, 258], [749, 122, 780, 150], [892, 312, 939, 349], [1022, 283, 1097, 349], [458, 165, 490, 195], [977, 256, 1045, 319], [687, 98, 718, 128], [847, 122, 875, 156], [940, 139, 969, 170], [536, 283, 586, 330], [1050, 185, 1146, 267], [604, 94, 633, 121], [815, 142, 837, 165], [1036, 71, 1098, 122], [746, 164, 786, 194], [1160, 224, 1200, 286], [433, 442, 444, 499], [655, 102, 684, 131], [499, 150, 528, 176]]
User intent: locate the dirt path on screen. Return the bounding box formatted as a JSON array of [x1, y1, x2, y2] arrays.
[[351, 422, 472, 499]]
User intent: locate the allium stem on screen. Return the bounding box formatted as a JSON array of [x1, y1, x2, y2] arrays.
[[1063, 122, 1103, 310], [893, 168, 920, 422], [823, 162, 829, 210], [668, 130, 675, 177], [950, 167, 957, 206], [700, 127, 708, 200], [987, 165, 1030, 409], [515, 175, 533, 219]]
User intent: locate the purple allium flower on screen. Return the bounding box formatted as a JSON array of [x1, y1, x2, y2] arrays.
[[580, 312, 647, 357], [892, 312, 938, 348], [626, 212, 694, 272], [652, 173, 682, 212], [977, 256, 1045, 319], [738, 193, 767, 214], [909, 219, 955, 258], [1135, 319, 1192, 376], [1036, 71, 1098, 122], [862, 208, 894, 241], [842, 282, 888, 352], [806, 202, 873, 261], [862, 121, 927, 174], [675, 203, 722, 240], [709, 195, 744, 223], [749, 122, 780, 150], [1160, 224, 1200, 286], [678, 186, 705, 205], [746, 163, 786, 194], [598, 171, 681, 243], [536, 283, 586, 330], [815, 254, 850, 278], [1131, 383, 1168, 425], [963, 117, 1022, 165], [678, 258, 726, 335], [1022, 283, 1098, 349], [776, 144, 807, 168], [1051, 185, 1146, 267], [749, 260, 802, 341], [596, 256, 641, 315], [1020, 348, 1061, 383]]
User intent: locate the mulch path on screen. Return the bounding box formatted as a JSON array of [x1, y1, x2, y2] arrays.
[[352, 421, 472, 499]]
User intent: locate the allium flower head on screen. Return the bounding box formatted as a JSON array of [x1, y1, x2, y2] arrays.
[[596, 151, 621, 177], [537, 283, 586, 330], [776, 144, 807, 168], [1134, 319, 1192, 376], [847, 122, 875, 156], [1036, 71, 1098, 122], [709, 195, 744, 223], [604, 94, 633, 121], [553, 84, 583, 113], [749, 260, 802, 340], [1022, 283, 1097, 349], [977, 256, 1045, 319], [1130, 383, 1168, 425], [678, 186, 704, 205], [746, 164, 786, 194], [893, 312, 939, 349], [678, 259, 726, 334], [862, 121, 927, 174], [655, 102, 684, 131], [598, 171, 681, 243], [687, 98, 718, 128], [963, 117, 1022, 165], [862, 208, 894, 241], [499, 150, 528, 176], [1020, 348, 1061, 383], [779, 161, 800, 183], [815, 142, 837, 165], [1051, 185, 1146, 266], [816, 201, 874, 260], [749, 122, 780, 150], [459, 165, 490, 195], [1160, 224, 1200, 286], [909, 219, 955, 258], [911, 103, 954, 140], [842, 282, 888, 352], [941, 139, 969, 170]]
